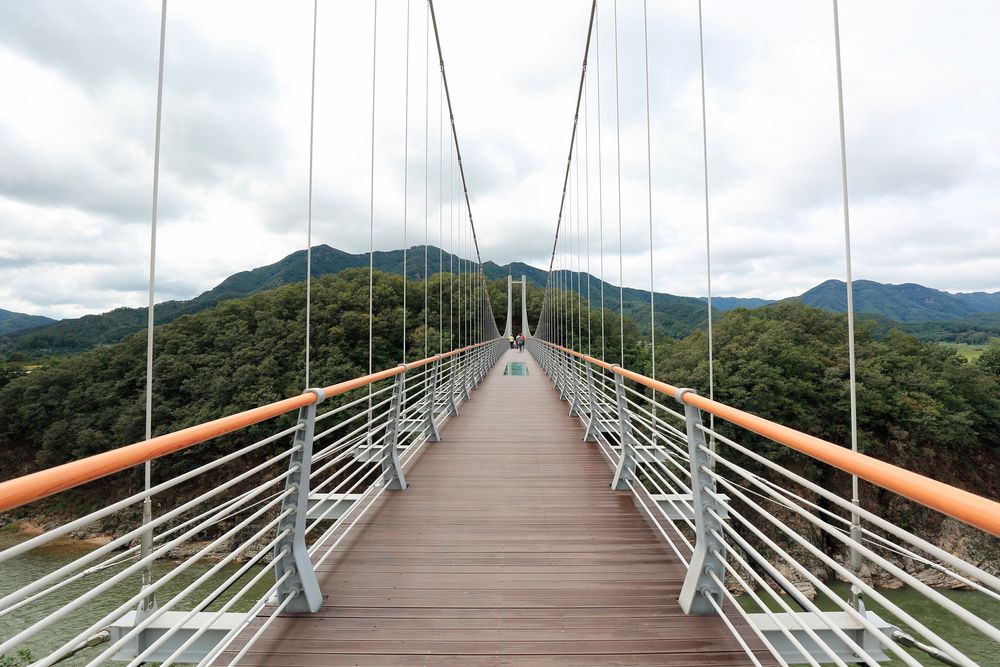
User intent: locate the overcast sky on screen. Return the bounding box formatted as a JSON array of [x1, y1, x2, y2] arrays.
[[1, 1, 997, 320]]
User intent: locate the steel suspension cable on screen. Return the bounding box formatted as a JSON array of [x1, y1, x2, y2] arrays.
[[542, 0, 597, 346], [596, 4, 606, 359], [304, 0, 318, 388], [831, 0, 864, 608], [642, 0, 655, 384], [140, 0, 169, 608], [439, 66, 444, 353], [449, 128, 454, 348], [612, 0, 624, 366], [697, 0, 717, 444], [402, 0, 412, 363], [428, 0, 486, 267], [575, 130, 582, 349], [367, 0, 379, 381], [584, 75, 592, 356], [423, 4, 430, 358]]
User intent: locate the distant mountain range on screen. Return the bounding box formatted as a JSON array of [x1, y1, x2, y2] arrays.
[[798, 279, 1000, 322], [0, 308, 55, 335], [2, 245, 998, 356]]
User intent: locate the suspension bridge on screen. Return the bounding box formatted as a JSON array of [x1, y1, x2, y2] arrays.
[[1, 1, 998, 665]]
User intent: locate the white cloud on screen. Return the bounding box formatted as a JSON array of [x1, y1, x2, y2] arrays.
[[0, 0, 997, 320]]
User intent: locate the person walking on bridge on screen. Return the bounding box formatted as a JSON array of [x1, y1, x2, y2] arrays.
[[508, 334, 515, 349]]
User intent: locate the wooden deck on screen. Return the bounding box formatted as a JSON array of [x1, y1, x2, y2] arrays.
[[219, 349, 774, 666]]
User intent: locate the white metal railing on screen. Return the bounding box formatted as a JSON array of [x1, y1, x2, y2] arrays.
[[0, 340, 505, 666], [528, 337, 1000, 667]]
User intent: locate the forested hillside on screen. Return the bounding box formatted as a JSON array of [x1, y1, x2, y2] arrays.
[[655, 302, 1000, 503], [800, 279, 1000, 322], [0, 270, 997, 557], [1, 245, 707, 358], [0, 269, 480, 486], [0, 308, 55, 335]]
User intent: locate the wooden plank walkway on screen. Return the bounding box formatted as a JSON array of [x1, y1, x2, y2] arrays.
[[219, 349, 774, 666]]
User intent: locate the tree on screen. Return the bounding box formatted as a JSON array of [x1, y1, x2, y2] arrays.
[[977, 341, 1000, 377]]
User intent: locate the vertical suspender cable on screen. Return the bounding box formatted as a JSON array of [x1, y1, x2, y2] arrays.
[[458, 197, 462, 347], [450, 128, 454, 347], [596, 4, 606, 360], [831, 0, 863, 609], [575, 133, 583, 349], [642, 0, 656, 417], [570, 142, 575, 347], [402, 0, 411, 362], [423, 5, 430, 358], [612, 0, 624, 366], [584, 76, 592, 356], [697, 0, 716, 445], [439, 68, 444, 353], [367, 0, 379, 389], [304, 0, 318, 389], [543, 0, 597, 345], [141, 0, 168, 608]]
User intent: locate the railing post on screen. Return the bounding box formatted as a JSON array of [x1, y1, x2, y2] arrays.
[[460, 350, 472, 401], [473, 346, 483, 387], [446, 355, 459, 416], [382, 368, 408, 490], [555, 350, 567, 397], [584, 362, 601, 442], [675, 388, 726, 614], [425, 358, 442, 441], [610, 368, 637, 491], [273, 388, 325, 613], [568, 354, 583, 416]]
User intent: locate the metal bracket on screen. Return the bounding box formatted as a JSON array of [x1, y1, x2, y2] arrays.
[[382, 369, 408, 490], [273, 388, 326, 613], [610, 369, 637, 491], [675, 388, 727, 614]]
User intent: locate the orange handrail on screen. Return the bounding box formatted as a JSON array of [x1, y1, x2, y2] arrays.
[[537, 340, 1000, 537], [0, 339, 499, 512]]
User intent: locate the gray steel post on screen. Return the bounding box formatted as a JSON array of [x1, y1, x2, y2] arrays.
[[460, 349, 472, 401], [675, 388, 726, 614], [610, 369, 637, 490], [425, 358, 442, 441], [583, 362, 601, 442], [382, 369, 408, 490], [274, 388, 325, 613], [568, 354, 583, 416], [555, 349, 567, 397], [446, 356, 459, 416]]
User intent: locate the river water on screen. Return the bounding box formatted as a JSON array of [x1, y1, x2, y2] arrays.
[[1, 530, 997, 665]]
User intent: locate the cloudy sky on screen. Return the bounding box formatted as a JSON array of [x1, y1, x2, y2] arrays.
[[0, 1, 997, 320]]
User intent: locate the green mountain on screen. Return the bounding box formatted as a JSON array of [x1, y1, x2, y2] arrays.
[[699, 296, 776, 312], [1, 245, 460, 357], [797, 279, 999, 323], [6, 243, 999, 359], [0, 308, 55, 335], [2, 246, 711, 357]]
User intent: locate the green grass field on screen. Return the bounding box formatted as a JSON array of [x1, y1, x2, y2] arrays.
[[940, 340, 996, 362]]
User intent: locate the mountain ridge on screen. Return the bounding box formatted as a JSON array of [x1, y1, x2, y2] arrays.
[[0, 308, 56, 335], [3, 246, 999, 357]]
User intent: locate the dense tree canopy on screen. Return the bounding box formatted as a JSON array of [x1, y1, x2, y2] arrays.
[[0, 269, 488, 483], [654, 302, 1000, 496], [1, 276, 996, 516]]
